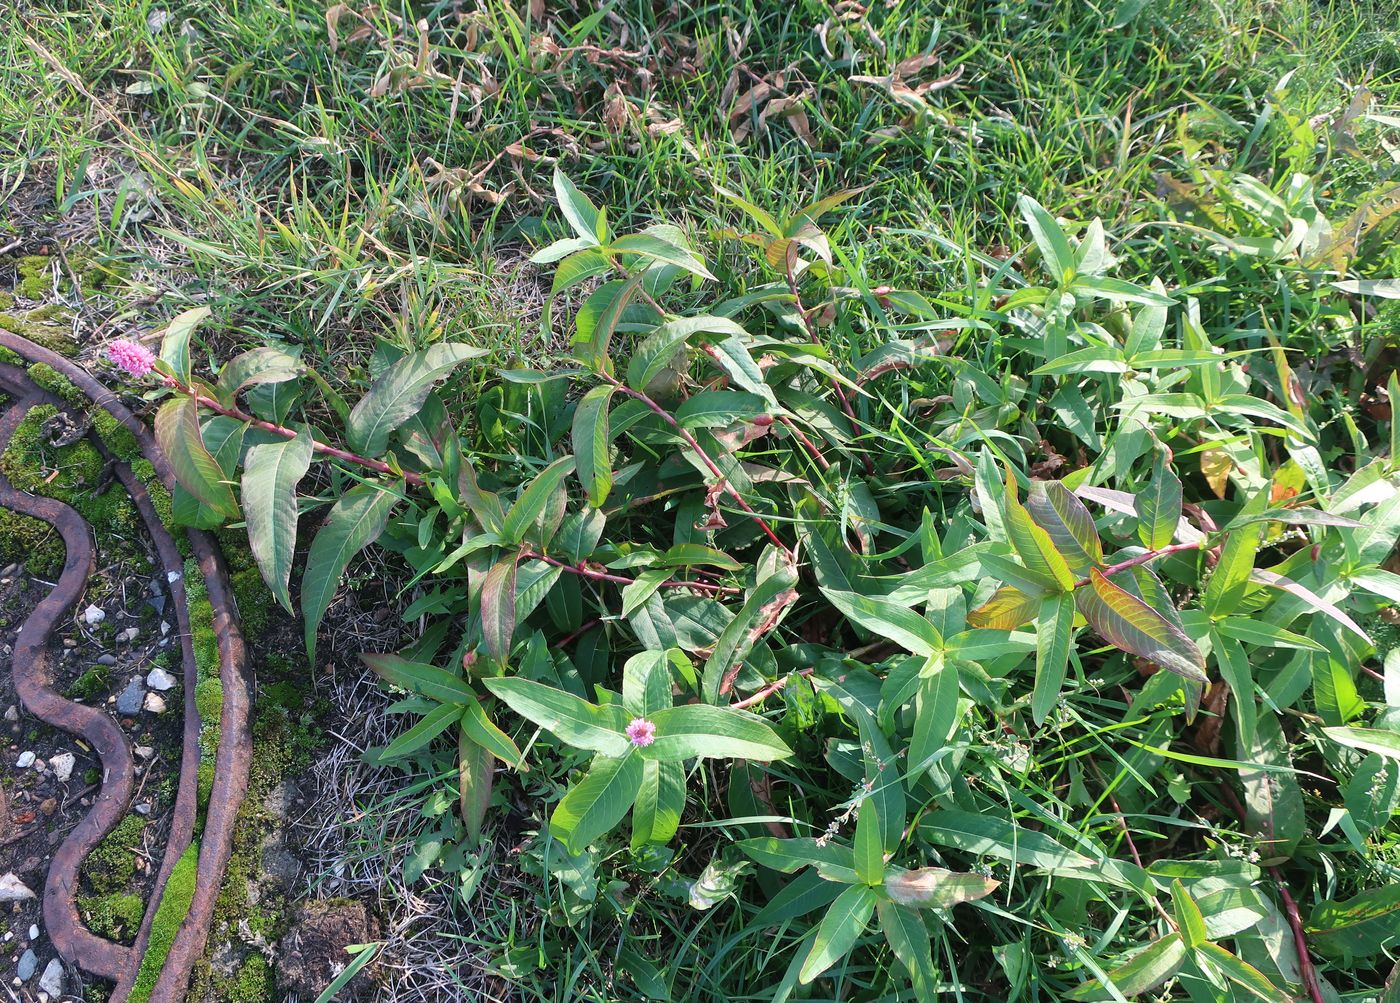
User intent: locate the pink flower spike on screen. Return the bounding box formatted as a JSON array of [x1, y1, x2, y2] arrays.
[[106, 340, 157, 378], [626, 717, 656, 748]]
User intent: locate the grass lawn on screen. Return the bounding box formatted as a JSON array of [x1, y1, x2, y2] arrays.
[[4, 0, 1400, 1000]]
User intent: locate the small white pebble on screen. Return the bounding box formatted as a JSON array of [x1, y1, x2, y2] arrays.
[[15, 752, 34, 769], [134, 745, 154, 760], [135, 803, 151, 816], [27, 925, 37, 942], [143, 692, 166, 714], [48, 754, 74, 783], [82, 605, 105, 625], [166, 570, 181, 583], [145, 668, 176, 691]]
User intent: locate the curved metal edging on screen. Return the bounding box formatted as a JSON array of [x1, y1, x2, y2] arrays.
[[0, 334, 252, 1002]]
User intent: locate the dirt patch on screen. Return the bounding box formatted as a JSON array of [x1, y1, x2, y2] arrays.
[[276, 900, 380, 1001]]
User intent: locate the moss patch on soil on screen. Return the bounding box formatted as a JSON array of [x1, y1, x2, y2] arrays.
[[83, 814, 148, 895], [79, 891, 145, 942]]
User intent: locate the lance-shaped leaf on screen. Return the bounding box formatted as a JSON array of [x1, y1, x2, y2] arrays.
[[550, 751, 643, 854], [822, 588, 942, 657], [800, 885, 877, 984], [1242, 710, 1305, 863], [1018, 195, 1076, 284], [1195, 942, 1291, 1002], [572, 385, 615, 507], [1323, 726, 1400, 761], [480, 553, 518, 661], [460, 694, 524, 769], [1032, 592, 1075, 725], [1306, 883, 1400, 961], [878, 902, 937, 997], [1136, 457, 1183, 551], [458, 729, 494, 840], [702, 559, 799, 702], [242, 429, 313, 613], [217, 346, 302, 396], [553, 168, 603, 244], [853, 801, 883, 886], [500, 455, 576, 545], [968, 585, 1040, 629], [1076, 569, 1206, 683], [378, 702, 461, 761], [158, 306, 211, 383], [362, 653, 475, 705], [1025, 480, 1103, 573], [1067, 934, 1186, 1000], [641, 704, 792, 762], [302, 483, 399, 662], [347, 343, 487, 457], [884, 867, 1000, 909], [154, 398, 240, 520], [630, 759, 685, 848], [483, 677, 629, 756], [1003, 473, 1075, 591], [574, 274, 643, 371]]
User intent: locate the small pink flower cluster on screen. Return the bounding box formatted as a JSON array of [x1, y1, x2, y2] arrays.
[[625, 717, 656, 747], [106, 339, 157, 378]]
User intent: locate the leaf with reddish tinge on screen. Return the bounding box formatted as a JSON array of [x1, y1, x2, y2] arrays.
[[1076, 569, 1206, 683]]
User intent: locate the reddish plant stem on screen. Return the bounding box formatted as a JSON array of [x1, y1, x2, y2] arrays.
[[526, 551, 740, 595], [1270, 866, 1327, 1003], [1074, 541, 1205, 589], [171, 379, 426, 487], [597, 372, 793, 558], [731, 667, 814, 710], [778, 414, 832, 471]]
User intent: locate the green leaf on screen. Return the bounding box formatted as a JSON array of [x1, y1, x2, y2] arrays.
[[302, 483, 398, 662], [379, 702, 461, 760], [154, 398, 240, 520], [1018, 195, 1076, 284], [347, 343, 487, 457], [702, 559, 799, 703], [884, 867, 1000, 909], [1195, 942, 1292, 1002], [1067, 934, 1185, 1000], [630, 758, 685, 848], [714, 184, 784, 237], [907, 656, 959, 780], [158, 306, 211, 383], [799, 885, 876, 984], [1025, 480, 1103, 573], [610, 231, 715, 280], [574, 275, 644, 371], [707, 334, 778, 406], [854, 801, 883, 886], [737, 837, 857, 879], [1076, 569, 1206, 683], [241, 430, 313, 613], [1212, 631, 1256, 754], [362, 653, 475, 704], [625, 317, 716, 392], [313, 943, 381, 1003], [553, 168, 602, 244], [552, 248, 612, 294], [1170, 880, 1209, 948], [1004, 474, 1075, 591], [641, 704, 792, 762], [550, 751, 643, 854], [1323, 726, 1400, 761], [480, 553, 519, 661], [460, 694, 525, 769], [877, 902, 937, 997], [501, 456, 577, 544], [458, 729, 493, 841], [1241, 711, 1305, 863], [483, 677, 629, 756], [621, 649, 677, 717], [1307, 883, 1400, 961], [1136, 457, 1183, 551], [572, 385, 615, 507], [920, 810, 1095, 870], [822, 589, 942, 657], [217, 346, 302, 396], [1032, 592, 1075, 725], [530, 235, 594, 265], [1203, 499, 1266, 618]]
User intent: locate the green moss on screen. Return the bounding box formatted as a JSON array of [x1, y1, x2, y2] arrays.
[[0, 344, 22, 366], [68, 664, 111, 701], [79, 892, 144, 941], [93, 409, 141, 460], [0, 308, 77, 356], [0, 508, 63, 577], [14, 255, 50, 299], [195, 678, 223, 725], [82, 814, 147, 895], [0, 290, 13, 311], [27, 362, 84, 405], [230, 566, 273, 638], [129, 842, 199, 1003]]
